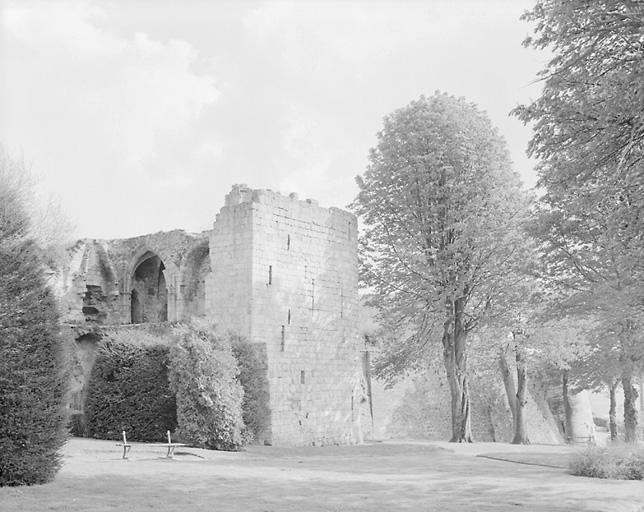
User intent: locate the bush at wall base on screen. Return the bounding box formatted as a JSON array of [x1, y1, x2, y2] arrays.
[[168, 320, 245, 451], [231, 335, 271, 444], [84, 330, 177, 442]]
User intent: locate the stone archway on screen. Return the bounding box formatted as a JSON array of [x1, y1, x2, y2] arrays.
[[180, 241, 211, 319], [130, 251, 168, 323]]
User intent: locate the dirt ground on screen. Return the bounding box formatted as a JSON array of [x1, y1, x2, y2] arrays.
[[1, 438, 643, 511]]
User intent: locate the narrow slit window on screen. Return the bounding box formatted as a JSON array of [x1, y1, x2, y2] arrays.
[[268, 265, 272, 285], [287, 234, 290, 250], [288, 309, 291, 325], [281, 325, 285, 351], [300, 371, 306, 384]]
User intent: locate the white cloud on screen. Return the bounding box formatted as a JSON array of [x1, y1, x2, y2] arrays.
[[1, 0, 219, 238], [0, 0, 544, 239]]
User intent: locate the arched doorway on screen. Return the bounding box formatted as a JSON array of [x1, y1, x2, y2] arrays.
[[130, 251, 168, 323]]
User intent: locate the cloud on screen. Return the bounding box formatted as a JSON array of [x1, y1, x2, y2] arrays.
[[236, 0, 542, 199], [0, 0, 543, 239], [1, 0, 219, 237]]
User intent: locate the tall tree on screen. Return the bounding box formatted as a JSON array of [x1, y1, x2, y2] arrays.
[[353, 93, 528, 442], [480, 297, 590, 446], [515, 0, 644, 442], [0, 147, 69, 485], [479, 276, 541, 446]]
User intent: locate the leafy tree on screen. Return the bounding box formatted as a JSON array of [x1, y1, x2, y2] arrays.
[[570, 329, 623, 441], [352, 93, 529, 442], [0, 148, 68, 486], [514, 0, 644, 442], [479, 282, 590, 445], [0, 147, 74, 269]]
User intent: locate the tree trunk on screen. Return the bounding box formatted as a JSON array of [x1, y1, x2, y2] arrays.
[[499, 344, 517, 432], [442, 298, 473, 443], [511, 336, 530, 445], [562, 370, 573, 443], [608, 381, 618, 442], [485, 404, 497, 442], [622, 372, 639, 443]]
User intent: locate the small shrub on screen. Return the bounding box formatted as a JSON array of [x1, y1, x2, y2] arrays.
[[84, 330, 177, 442], [231, 335, 271, 443], [168, 320, 244, 451], [569, 443, 644, 480]]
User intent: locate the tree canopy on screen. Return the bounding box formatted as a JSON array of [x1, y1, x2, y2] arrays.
[[353, 92, 529, 442], [515, 0, 644, 442]]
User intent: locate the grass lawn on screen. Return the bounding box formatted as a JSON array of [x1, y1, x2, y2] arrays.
[[1, 438, 642, 511]]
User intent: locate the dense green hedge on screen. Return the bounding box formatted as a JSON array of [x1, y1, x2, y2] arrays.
[[231, 335, 271, 443], [168, 320, 245, 450], [81, 322, 270, 450], [0, 236, 68, 486], [84, 330, 177, 442]]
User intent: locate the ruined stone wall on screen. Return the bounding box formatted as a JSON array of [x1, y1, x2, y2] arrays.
[[207, 186, 363, 445], [56, 185, 362, 446], [206, 189, 255, 337], [55, 231, 210, 327]]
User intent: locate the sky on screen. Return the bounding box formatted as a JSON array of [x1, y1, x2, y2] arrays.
[[0, 0, 548, 240]]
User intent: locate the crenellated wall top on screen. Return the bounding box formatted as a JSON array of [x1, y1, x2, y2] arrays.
[[222, 184, 354, 221]]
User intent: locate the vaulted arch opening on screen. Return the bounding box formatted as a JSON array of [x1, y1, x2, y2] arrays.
[[181, 242, 211, 319], [130, 251, 167, 323]]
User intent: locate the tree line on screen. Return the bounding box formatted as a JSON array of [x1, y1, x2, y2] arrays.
[[352, 0, 644, 444]]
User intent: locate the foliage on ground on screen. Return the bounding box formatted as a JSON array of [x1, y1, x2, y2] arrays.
[[168, 319, 245, 450], [569, 443, 644, 480]]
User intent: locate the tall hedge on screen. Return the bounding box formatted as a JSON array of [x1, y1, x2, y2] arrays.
[[231, 335, 271, 443], [0, 232, 68, 485], [84, 330, 177, 442], [168, 320, 244, 450]]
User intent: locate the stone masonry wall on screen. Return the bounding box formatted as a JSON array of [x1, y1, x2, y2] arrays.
[[207, 185, 363, 445], [57, 185, 363, 447], [206, 190, 254, 338]]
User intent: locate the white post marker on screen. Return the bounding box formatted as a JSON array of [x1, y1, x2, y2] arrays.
[[117, 430, 132, 460]]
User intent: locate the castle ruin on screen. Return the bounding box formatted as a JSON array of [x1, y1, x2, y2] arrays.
[[59, 185, 364, 446]]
